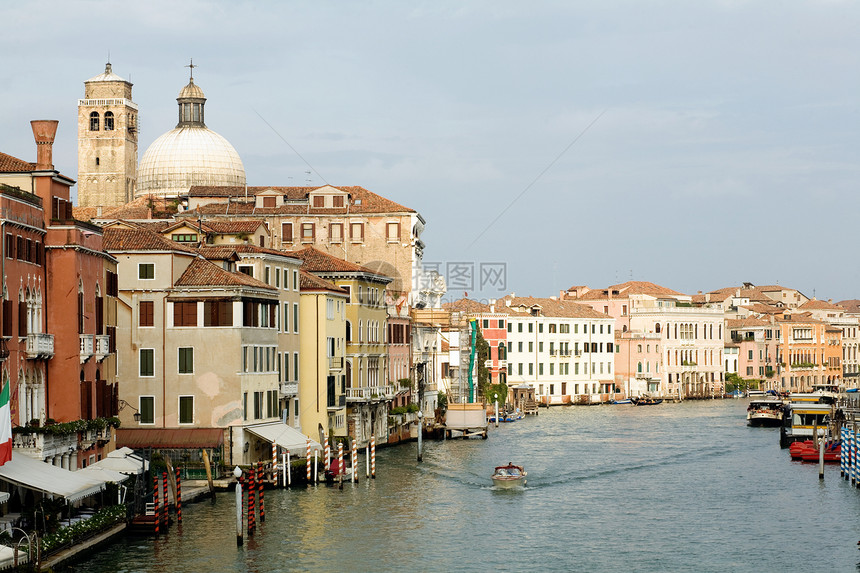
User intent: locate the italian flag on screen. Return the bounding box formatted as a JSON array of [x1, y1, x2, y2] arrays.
[[0, 382, 11, 465]]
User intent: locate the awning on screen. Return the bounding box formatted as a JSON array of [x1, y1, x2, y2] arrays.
[[116, 428, 224, 449], [89, 449, 149, 475], [79, 466, 130, 484], [244, 422, 321, 454], [0, 492, 9, 504], [0, 453, 106, 502]]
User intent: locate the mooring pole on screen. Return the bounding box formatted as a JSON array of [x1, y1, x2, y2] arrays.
[[233, 467, 243, 546], [494, 401, 499, 428], [819, 428, 826, 480], [417, 410, 424, 462]]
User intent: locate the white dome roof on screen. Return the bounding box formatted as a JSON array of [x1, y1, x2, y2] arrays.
[[137, 126, 246, 198]]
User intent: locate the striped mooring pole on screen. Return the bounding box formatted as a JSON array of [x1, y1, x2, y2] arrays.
[[338, 441, 344, 487], [351, 439, 358, 483], [162, 472, 169, 529], [175, 467, 182, 523], [324, 434, 330, 471], [153, 475, 160, 536], [258, 463, 265, 523], [306, 439, 312, 482], [248, 466, 256, 535], [371, 435, 376, 479], [272, 442, 278, 486]]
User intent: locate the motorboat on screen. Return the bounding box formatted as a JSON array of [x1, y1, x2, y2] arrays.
[[746, 397, 785, 427], [611, 399, 632, 405], [779, 402, 834, 448], [491, 463, 526, 489], [789, 439, 841, 463]]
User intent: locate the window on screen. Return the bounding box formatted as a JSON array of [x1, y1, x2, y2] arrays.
[[179, 396, 194, 424], [350, 222, 364, 242], [138, 263, 155, 280], [281, 222, 293, 244], [263, 196, 276, 208], [293, 270, 298, 291], [178, 347, 194, 373], [264, 266, 271, 285], [254, 391, 264, 419], [204, 300, 232, 326], [329, 223, 343, 243], [171, 233, 197, 243], [139, 396, 154, 424], [174, 301, 197, 326], [293, 351, 299, 380], [89, 112, 99, 131], [293, 303, 299, 332], [139, 301, 154, 327], [313, 196, 325, 208], [237, 265, 254, 277], [275, 268, 281, 288], [386, 222, 400, 242], [139, 349, 154, 377], [104, 111, 114, 131], [333, 195, 344, 208], [301, 223, 315, 242]]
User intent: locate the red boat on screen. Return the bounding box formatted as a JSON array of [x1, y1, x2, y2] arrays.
[[789, 440, 841, 463]]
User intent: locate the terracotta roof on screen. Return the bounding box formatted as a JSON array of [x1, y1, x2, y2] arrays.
[[203, 220, 267, 234], [174, 257, 275, 290], [116, 428, 224, 449], [442, 298, 498, 314], [741, 303, 785, 315], [725, 317, 771, 328], [837, 300, 860, 314], [103, 228, 196, 253], [290, 246, 389, 278], [184, 185, 415, 214], [572, 281, 684, 301], [299, 270, 347, 294], [195, 244, 300, 261], [500, 295, 610, 319], [703, 286, 774, 304], [799, 299, 844, 311], [0, 151, 34, 172], [75, 196, 179, 222]]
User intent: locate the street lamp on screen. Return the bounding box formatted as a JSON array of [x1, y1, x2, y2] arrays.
[[118, 399, 142, 423]]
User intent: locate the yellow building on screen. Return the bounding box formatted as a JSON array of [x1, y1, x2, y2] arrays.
[[293, 247, 392, 446], [298, 271, 348, 441]]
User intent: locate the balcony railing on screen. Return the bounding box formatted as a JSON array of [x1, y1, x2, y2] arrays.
[[80, 334, 94, 363], [346, 385, 395, 402], [498, 360, 507, 368], [26, 333, 54, 359], [329, 356, 344, 371], [13, 431, 77, 460], [94, 334, 111, 361], [280, 382, 298, 396]]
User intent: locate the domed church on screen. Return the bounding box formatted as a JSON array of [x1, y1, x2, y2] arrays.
[[137, 67, 246, 198], [77, 62, 246, 207]]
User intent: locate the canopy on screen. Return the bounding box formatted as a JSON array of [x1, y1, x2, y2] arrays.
[[0, 453, 106, 502], [79, 466, 130, 484], [116, 428, 224, 449], [90, 450, 148, 475], [244, 422, 321, 455]]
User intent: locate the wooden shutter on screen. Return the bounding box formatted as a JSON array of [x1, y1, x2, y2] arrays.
[[18, 301, 26, 337], [2, 301, 12, 337]]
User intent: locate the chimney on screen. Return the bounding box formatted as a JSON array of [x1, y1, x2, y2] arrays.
[[30, 120, 59, 170]]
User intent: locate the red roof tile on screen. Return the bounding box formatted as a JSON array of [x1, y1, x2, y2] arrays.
[[174, 257, 275, 290], [0, 151, 34, 172], [103, 228, 196, 253], [185, 185, 415, 214], [290, 246, 390, 280], [299, 270, 348, 294]]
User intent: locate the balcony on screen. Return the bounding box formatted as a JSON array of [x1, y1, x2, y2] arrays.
[[80, 334, 94, 363], [94, 334, 111, 361], [13, 431, 77, 460], [484, 360, 493, 368], [25, 332, 54, 359], [498, 360, 507, 368], [280, 382, 298, 396], [329, 356, 344, 371], [346, 385, 395, 402]]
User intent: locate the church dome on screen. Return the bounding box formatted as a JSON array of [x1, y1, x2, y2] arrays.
[[137, 127, 246, 198], [136, 71, 245, 198]]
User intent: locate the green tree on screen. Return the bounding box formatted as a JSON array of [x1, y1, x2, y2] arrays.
[[475, 326, 490, 400]]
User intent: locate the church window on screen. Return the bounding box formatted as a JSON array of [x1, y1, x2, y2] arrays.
[[89, 112, 99, 131], [193, 104, 201, 123], [104, 111, 114, 131]]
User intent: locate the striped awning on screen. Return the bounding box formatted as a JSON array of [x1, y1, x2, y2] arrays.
[[244, 422, 321, 455]]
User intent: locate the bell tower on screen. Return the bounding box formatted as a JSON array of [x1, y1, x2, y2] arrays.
[[77, 62, 138, 209]]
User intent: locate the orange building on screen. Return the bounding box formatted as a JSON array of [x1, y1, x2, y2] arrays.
[[776, 314, 841, 391]]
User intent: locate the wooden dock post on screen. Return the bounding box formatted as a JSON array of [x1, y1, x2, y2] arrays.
[[286, 452, 291, 486], [258, 463, 265, 523], [153, 476, 160, 536], [176, 467, 182, 524], [248, 466, 256, 536], [202, 449, 215, 498]]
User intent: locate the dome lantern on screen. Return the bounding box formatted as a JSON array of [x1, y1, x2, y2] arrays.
[[177, 59, 206, 127]]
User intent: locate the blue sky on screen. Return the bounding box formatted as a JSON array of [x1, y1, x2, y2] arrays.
[[3, 1, 860, 301]]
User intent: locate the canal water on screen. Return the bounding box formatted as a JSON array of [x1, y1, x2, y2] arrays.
[[72, 400, 860, 572]]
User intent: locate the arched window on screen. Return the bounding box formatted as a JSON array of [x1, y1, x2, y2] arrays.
[[104, 111, 114, 131], [637, 362, 643, 373], [345, 320, 352, 342], [89, 112, 99, 131], [655, 323, 661, 334], [498, 342, 506, 360]]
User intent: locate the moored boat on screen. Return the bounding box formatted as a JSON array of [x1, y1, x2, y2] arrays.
[[491, 463, 526, 488], [746, 398, 785, 427], [631, 396, 663, 406]]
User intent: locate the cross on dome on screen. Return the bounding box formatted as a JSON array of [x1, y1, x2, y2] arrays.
[[185, 58, 197, 82]]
